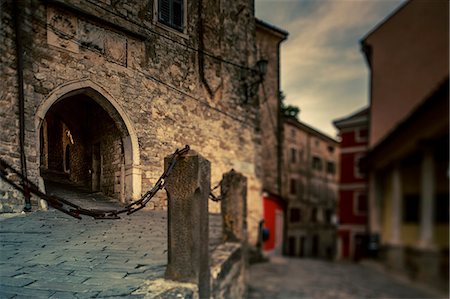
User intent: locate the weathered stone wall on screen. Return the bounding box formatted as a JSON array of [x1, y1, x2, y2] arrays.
[[0, 0, 263, 244]]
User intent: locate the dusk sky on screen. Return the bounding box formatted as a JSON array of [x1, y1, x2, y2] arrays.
[[256, 0, 406, 138]]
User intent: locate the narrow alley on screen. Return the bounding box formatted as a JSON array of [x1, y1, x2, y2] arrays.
[[248, 257, 442, 299]]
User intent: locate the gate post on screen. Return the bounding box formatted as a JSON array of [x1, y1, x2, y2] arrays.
[[164, 150, 210, 298], [221, 169, 247, 242]]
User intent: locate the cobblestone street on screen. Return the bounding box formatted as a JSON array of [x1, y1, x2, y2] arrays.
[[0, 209, 167, 298], [248, 257, 444, 299]]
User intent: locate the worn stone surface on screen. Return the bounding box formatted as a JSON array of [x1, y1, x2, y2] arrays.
[[0, 209, 166, 298], [164, 150, 210, 298], [221, 169, 247, 242], [247, 257, 441, 299], [0, 0, 263, 246], [211, 242, 247, 299]]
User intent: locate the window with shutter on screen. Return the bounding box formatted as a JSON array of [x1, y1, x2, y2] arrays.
[[158, 0, 184, 32]]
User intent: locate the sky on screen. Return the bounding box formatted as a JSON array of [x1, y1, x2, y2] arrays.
[[255, 0, 406, 138]]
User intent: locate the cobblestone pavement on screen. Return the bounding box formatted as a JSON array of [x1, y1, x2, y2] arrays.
[[0, 181, 222, 298], [0, 180, 166, 298], [0, 209, 167, 298], [248, 257, 444, 299]]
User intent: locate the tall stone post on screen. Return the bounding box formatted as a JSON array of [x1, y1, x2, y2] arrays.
[[164, 150, 210, 298], [220, 169, 247, 242]]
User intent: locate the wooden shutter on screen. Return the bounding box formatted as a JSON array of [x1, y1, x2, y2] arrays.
[[172, 0, 183, 30], [158, 0, 170, 24]]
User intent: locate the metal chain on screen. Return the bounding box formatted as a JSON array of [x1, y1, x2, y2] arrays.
[[0, 145, 190, 219], [209, 180, 222, 202]]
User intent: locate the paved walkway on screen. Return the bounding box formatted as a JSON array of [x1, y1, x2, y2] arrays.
[[0, 209, 167, 298], [248, 257, 444, 299]]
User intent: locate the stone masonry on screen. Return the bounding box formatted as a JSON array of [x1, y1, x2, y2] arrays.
[[0, 0, 265, 244]]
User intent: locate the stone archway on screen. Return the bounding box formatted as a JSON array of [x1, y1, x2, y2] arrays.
[[35, 79, 141, 201]]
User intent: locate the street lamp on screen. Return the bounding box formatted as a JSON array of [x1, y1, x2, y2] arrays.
[[245, 59, 269, 103], [256, 59, 268, 79]]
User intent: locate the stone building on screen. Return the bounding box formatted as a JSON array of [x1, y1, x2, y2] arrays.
[[255, 19, 288, 256], [361, 0, 449, 292], [0, 0, 269, 244], [333, 107, 369, 261], [283, 116, 339, 259]]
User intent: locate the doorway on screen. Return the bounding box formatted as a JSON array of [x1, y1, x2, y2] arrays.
[[40, 93, 125, 201]]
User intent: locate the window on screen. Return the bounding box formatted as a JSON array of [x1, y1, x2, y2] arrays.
[[290, 148, 297, 163], [158, 0, 184, 32], [354, 193, 367, 215], [290, 208, 301, 223], [354, 154, 367, 178], [403, 194, 420, 223], [326, 162, 335, 175], [327, 146, 335, 153], [311, 207, 318, 222], [290, 178, 297, 195], [291, 128, 296, 139], [356, 128, 369, 142], [325, 209, 333, 224], [312, 156, 322, 171], [299, 149, 304, 162]]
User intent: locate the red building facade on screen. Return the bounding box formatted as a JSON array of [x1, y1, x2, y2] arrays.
[[333, 108, 369, 261]]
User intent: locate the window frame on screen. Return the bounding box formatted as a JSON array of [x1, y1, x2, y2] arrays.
[[353, 191, 368, 216], [312, 156, 322, 171], [355, 127, 369, 143], [290, 148, 297, 164], [290, 208, 301, 223], [326, 161, 335, 175], [311, 207, 318, 223], [354, 154, 367, 179], [154, 0, 188, 37], [289, 178, 297, 195]]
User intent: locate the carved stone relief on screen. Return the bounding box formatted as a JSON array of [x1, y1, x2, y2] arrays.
[[47, 7, 79, 53], [47, 7, 128, 66], [104, 32, 127, 66], [79, 21, 105, 54]]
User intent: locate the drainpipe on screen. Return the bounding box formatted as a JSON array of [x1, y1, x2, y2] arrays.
[[13, 1, 32, 212]]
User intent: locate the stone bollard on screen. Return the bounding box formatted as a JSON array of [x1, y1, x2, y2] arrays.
[[220, 169, 247, 243], [164, 150, 211, 298]]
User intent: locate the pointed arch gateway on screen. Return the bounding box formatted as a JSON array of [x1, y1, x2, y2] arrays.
[[36, 79, 141, 201]]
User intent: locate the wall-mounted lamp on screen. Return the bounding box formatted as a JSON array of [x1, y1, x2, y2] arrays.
[[256, 59, 268, 79], [245, 59, 269, 103]]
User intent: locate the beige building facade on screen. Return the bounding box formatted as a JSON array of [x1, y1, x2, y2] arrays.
[[256, 19, 287, 198], [283, 117, 340, 258], [361, 0, 449, 292]]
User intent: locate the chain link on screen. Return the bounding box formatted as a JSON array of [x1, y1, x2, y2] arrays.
[[0, 145, 190, 219], [209, 180, 222, 202]]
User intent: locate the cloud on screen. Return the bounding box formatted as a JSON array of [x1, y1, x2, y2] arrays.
[[256, 0, 406, 136]]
